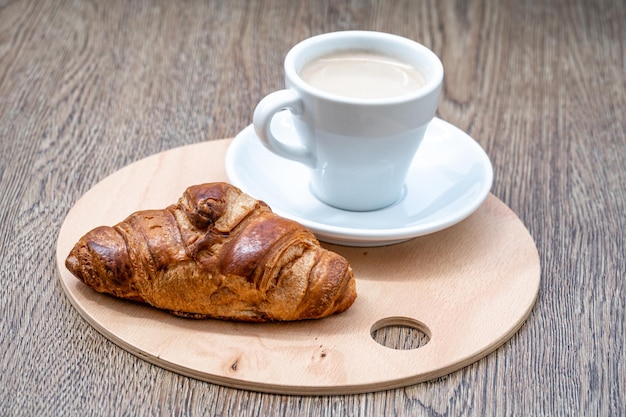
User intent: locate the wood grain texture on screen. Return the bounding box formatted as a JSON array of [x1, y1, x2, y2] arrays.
[[1, 0, 624, 415]]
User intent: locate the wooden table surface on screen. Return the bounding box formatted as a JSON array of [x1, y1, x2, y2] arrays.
[[1, 0, 624, 415]]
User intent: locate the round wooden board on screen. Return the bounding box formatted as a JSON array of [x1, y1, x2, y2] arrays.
[[56, 139, 541, 395]]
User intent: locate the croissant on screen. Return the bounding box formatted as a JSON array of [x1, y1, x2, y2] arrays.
[[65, 182, 357, 322]]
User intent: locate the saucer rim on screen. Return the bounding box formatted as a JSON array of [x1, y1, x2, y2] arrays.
[[225, 117, 493, 245]]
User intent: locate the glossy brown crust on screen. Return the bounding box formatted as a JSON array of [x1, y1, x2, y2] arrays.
[[65, 182, 357, 321]]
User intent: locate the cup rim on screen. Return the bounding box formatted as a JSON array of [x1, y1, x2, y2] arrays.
[[284, 30, 444, 105]]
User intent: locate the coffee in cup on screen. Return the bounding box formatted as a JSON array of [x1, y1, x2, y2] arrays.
[[299, 50, 427, 99], [253, 31, 443, 212]]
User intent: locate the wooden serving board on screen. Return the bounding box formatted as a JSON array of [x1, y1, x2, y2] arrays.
[[56, 139, 541, 395]]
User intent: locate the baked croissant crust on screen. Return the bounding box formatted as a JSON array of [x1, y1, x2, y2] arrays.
[[65, 182, 356, 322]]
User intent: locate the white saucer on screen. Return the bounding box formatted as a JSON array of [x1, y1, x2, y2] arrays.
[[225, 112, 493, 246]]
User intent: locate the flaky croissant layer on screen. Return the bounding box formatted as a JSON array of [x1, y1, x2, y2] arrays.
[[65, 182, 357, 321]]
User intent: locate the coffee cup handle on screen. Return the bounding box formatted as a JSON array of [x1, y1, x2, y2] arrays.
[[253, 89, 313, 167]]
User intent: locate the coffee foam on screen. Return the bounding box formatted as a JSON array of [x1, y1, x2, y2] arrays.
[[300, 50, 426, 99]]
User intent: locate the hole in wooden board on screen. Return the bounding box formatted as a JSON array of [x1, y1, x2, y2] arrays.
[[370, 317, 431, 350]]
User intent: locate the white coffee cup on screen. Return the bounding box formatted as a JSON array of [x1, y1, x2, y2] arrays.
[[253, 31, 443, 211]]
